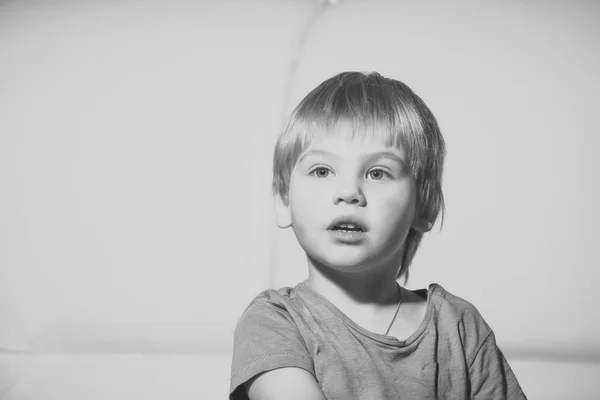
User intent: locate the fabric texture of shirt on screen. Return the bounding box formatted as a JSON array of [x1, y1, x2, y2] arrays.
[[230, 281, 527, 399]]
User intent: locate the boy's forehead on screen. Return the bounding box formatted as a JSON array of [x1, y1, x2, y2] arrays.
[[303, 122, 407, 158]]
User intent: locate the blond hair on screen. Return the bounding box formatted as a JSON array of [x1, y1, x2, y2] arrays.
[[273, 72, 445, 281]]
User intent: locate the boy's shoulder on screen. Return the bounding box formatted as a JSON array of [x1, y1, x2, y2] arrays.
[[234, 284, 304, 331], [429, 283, 493, 343], [430, 283, 484, 313], [241, 282, 490, 329], [243, 284, 300, 310], [236, 282, 493, 343], [241, 282, 487, 315]]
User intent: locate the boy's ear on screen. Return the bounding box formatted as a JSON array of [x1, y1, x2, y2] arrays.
[[412, 201, 434, 233], [412, 216, 433, 233], [274, 193, 292, 228]]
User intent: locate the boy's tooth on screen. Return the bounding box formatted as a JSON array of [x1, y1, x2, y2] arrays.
[[333, 222, 364, 232]]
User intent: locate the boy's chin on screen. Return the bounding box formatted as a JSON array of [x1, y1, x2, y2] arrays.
[[308, 253, 376, 274]]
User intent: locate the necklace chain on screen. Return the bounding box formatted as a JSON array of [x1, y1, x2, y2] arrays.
[[384, 288, 402, 336]]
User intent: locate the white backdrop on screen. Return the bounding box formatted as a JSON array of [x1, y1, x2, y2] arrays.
[[0, 0, 318, 357]]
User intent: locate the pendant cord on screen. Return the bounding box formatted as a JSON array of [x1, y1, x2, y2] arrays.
[[384, 289, 402, 336]]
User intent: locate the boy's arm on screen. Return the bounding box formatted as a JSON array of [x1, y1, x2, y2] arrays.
[[468, 331, 527, 399], [230, 299, 320, 399], [244, 367, 327, 400]]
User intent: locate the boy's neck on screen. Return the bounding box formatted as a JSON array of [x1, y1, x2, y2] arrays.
[[303, 257, 428, 339], [305, 256, 401, 312]]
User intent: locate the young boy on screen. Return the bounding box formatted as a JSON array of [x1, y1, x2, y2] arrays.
[[229, 72, 526, 399]]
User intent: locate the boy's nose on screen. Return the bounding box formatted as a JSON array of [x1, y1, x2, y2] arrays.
[[333, 182, 366, 206]]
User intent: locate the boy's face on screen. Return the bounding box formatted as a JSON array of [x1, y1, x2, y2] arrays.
[[278, 124, 428, 275]]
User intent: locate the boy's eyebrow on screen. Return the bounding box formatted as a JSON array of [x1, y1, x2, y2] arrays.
[[298, 149, 405, 164], [369, 151, 406, 164], [298, 149, 339, 163]]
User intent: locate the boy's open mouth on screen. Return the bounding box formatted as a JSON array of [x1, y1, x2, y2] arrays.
[[328, 217, 368, 233], [331, 223, 364, 233]]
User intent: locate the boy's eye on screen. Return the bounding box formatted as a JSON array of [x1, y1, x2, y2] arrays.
[[368, 169, 391, 180], [310, 167, 331, 178]]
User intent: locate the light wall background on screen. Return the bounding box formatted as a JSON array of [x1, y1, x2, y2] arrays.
[[0, 0, 599, 399]]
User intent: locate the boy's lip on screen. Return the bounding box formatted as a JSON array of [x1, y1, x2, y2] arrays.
[[327, 216, 369, 232]]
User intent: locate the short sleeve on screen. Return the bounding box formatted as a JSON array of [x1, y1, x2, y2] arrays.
[[229, 300, 315, 400], [468, 331, 528, 399]]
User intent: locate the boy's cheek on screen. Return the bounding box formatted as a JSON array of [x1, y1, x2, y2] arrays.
[[292, 181, 330, 201], [380, 184, 416, 204]]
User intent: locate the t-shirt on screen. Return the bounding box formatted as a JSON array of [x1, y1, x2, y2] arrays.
[[230, 281, 527, 399]]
